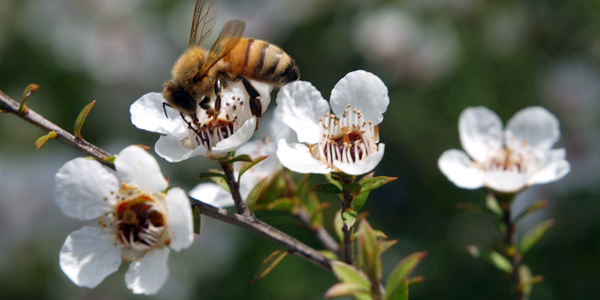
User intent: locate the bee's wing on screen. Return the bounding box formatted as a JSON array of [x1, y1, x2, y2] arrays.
[[198, 19, 245, 76], [189, 0, 218, 48]]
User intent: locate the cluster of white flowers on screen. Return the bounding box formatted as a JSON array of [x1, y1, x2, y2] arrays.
[[54, 69, 570, 295]]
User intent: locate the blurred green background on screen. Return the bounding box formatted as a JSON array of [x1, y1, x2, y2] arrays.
[[1, 0, 599, 299]]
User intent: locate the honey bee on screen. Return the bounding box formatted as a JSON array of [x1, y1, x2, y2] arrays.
[[162, 0, 300, 129]]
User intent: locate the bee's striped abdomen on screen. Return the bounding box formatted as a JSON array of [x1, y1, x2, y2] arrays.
[[226, 38, 299, 85]]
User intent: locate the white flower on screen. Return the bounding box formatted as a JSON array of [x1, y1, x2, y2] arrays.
[[130, 80, 272, 162], [54, 146, 194, 295], [275, 70, 389, 175], [438, 106, 571, 194], [189, 111, 292, 207]]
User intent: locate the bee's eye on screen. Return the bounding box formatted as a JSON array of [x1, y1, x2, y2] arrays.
[[172, 92, 196, 112]]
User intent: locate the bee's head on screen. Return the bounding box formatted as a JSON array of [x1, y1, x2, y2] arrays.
[[162, 82, 198, 118]]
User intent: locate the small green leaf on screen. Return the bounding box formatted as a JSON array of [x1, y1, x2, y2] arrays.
[[319, 250, 339, 260], [208, 169, 230, 192], [466, 245, 513, 274], [519, 219, 555, 255], [352, 191, 369, 212], [360, 220, 383, 283], [378, 240, 398, 255], [519, 265, 532, 296], [518, 265, 543, 296], [385, 252, 427, 300], [325, 173, 344, 191], [485, 193, 504, 219], [238, 155, 268, 181], [19, 83, 39, 113], [266, 197, 294, 212], [514, 200, 549, 224], [103, 155, 116, 163], [386, 278, 408, 300], [246, 177, 268, 214], [230, 154, 252, 163], [357, 220, 376, 278], [310, 183, 343, 194], [199, 171, 226, 179], [342, 209, 357, 229], [252, 250, 288, 284], [34, 131, 57, 150], [334, 209, 344, 242], [324, 282, 370, 299], [359, 176, 397, 194], [344, 183, 362, 195], [330, 261, 370, 290], [73, 100, 96, 139], [192, 206, 201, 235], [407, 276, 425, 287]]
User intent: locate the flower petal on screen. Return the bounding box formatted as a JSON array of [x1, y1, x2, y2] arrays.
[[60, 226, 122, 288], [189, 183, 235, 208], [527, 149, 570, 186], [54, 157, 118, 220], [505, 106, 560, 152], [459, 106, 503, 163], [438, 149, 484, 189], [483, 171, 529, 193], [330, 70, 389, 125], [130, 92, 186, 136], [334, 144, 385, 175], [114, 146, 168, 194], [275, 81, 330, 144], [125, 247, 170, 295], [210, 117, 257, 157], [276, 139, 330, 174], [155, 135, 209, 162], [165, 188, 194, 251]]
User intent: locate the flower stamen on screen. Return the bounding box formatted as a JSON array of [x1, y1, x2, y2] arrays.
[[317, 105, 378, 168]]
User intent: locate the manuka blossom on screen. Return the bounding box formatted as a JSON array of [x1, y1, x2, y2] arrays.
[[131, 80, 272, 162], [275, 70, 389, 175], [54, 146, 193, 295], [189, 112, 292, 207], [438, 106, 570, 194]]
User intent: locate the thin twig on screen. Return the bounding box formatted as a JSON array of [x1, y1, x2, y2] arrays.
[[0, 91, 112, 167], [0, 91, 331, 271], [191, 198, 331, 270], [341, 189, 354, 264], [219, 160, 250, 216], [502, 203, 526, 300]]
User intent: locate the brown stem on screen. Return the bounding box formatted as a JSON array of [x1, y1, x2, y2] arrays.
[[219, 160, 249, 216], [341, 189, 354, 264], [0, 91, 331, 271], [0, 91, 112, 167], [191, 198, 331, 270], [501, 202, 526, 300]]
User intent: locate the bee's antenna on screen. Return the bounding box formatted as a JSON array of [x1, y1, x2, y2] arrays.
[[162, 102, 171, 118]]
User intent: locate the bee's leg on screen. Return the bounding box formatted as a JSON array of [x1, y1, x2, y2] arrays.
[[240, 77, 262, 118], [162, 102, 171, 118], [213, 77, 224, 118]]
